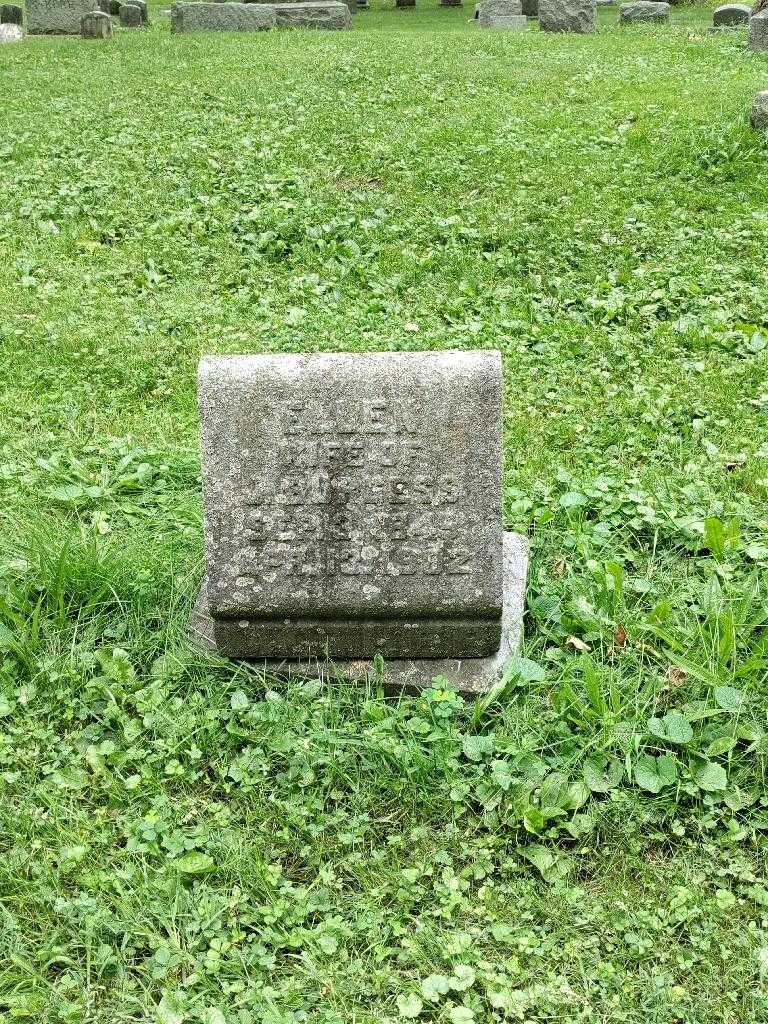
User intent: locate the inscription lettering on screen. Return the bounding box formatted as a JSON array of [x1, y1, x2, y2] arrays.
[[226, 396, 481, 581]]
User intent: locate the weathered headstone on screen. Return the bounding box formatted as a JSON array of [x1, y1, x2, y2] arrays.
[[478, 0, 527, 27], [0, 20, 22, 37], [82, 8, 112, 33], [539, 0, 595, 31], [119, 1, 142, 24], [751, 90, 768, 129], [131, 0, 148, 21], [171, 1, 276, 29], [272, 1, 351, 27], [27, 0, 94, 33], [619, 0, 669, 22], [748, 8, 768, 46], [0, 3, 23, 24], [712, 3, 750, 24], [191, 352, 529, 694]]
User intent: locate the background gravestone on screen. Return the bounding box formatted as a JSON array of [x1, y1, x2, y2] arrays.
[[81, 8, 112, 33], [0, 3, 23, 23], [171, 2, 276, 29], [712, 3, 750, 24], [191, 352, 529, 693], [271, 2, 351, 27], [119, 2, 143, 24], [748, 8, 768, 46], [478, 0, 527, 28], [619, 0, 669, 22], [539, 0, 596, 31], [27, 0, 95, 33], [751, 90, 768, 129]]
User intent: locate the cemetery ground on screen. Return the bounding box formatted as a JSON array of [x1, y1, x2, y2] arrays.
[[1, 2, 768, 1020]]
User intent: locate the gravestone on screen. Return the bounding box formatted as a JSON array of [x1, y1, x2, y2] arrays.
[[712, 3, 750, 24], [0, 3, 23, 23], [478, 0, 527, 28], [119, 2, 142, 23], [191, 352, 529, 694], [272, 1, 351, 27], [0, 20, 22, 37], [171, 1, 276, 29], [619, 0, 669, 22], [748, 8, 768, 46], [27, 0, 94, 33], [131, 0, 148, 21], [539, 0, 595, 32], [82, 8, 112, 33], [751, 90, 768, 129]]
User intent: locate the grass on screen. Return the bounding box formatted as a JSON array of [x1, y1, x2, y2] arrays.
[[1, 2, 768, 1021]]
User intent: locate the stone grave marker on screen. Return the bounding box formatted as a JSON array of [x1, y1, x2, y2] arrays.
[[82, 8, 112, 33], [171, 1, 276, 29], [119, 2, 143, 24], [27, 0, 95, 33], [749, 9, 768, 47], [478, 0, 527, 28], [271, 2, 351, 28], [751, 90, 768, 129], [619, 0, 669, 23], [539, 0, 596, 32], [191, 351, 529, 694], [0, 3, 23, 23], [712, 3, 750, 25]]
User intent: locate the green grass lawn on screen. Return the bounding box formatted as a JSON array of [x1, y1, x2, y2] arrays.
[[1, 3, 768, 1021]]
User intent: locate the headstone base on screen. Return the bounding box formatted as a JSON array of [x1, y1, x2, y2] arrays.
[[190, 532, 529, 696]]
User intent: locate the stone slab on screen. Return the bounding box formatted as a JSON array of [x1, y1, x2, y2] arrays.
[[171, 1, 276, 30], [81, 8, 112, 33], [479, 12, 528, 27], [478, 0, 526, 25], [712, 3, 749, 25], [119, 2, 142, 24], [27, 0, 95, 33], [619, 0, 669, 22], [538, 0, 596, 32], [0, 4, 23, 24], [198, 351, 504, 659], [190, 532, 529, 696], [0, 20, 22, 37], [751, 90, 768, 130], [271, 1, 351, 27], [749, 9, 768, 48]]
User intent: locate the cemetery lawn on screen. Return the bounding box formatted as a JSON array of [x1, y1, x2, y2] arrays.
[[2, 2, 768, 1021]]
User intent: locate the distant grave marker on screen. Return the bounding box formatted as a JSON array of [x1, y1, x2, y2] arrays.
[[539, 0, 596, 32], [27, 0, 95, 34], [81, 8, 112, 33]]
